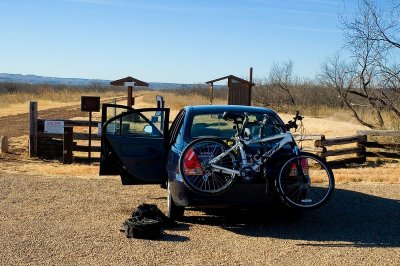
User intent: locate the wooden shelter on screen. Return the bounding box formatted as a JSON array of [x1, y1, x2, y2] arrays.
[[110, 76, 149, 107], [206, 68, 254, 106]]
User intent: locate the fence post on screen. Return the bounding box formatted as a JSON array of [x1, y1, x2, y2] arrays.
[[29, 101, 38, 157], [314, 134, 326, 159], [63, 126, 73, 164], [356, 134, 368, 163], [0, 136, 8, 153]]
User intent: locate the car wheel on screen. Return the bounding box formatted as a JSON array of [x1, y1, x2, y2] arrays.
[[167, 182, 184, 221]]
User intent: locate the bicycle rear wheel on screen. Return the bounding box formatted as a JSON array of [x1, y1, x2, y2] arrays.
[[179, 138, 236, 195], [277, 152, 334, 209]]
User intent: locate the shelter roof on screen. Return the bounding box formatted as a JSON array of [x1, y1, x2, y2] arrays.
[[110, 76, 149, 87], [205, 75, 254, 86]]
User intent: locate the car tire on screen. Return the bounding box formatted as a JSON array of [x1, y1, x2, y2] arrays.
[[167, 182, 184, 221]]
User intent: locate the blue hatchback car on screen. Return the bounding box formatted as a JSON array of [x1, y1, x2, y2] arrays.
[[100, 104, 291, 220]]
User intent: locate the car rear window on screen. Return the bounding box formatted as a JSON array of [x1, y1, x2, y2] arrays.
[[190, 112, 283, 139]]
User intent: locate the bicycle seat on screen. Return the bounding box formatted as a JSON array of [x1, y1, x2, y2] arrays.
[[222, 112, 245, 122]]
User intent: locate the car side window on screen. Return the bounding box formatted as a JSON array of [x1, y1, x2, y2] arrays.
[[120, 113, 161, 137], [106, 111, 163, 138]]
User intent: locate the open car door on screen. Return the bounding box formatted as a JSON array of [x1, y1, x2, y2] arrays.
[[99, 104, 170, 185]]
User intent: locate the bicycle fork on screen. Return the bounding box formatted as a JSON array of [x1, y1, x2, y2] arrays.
[[291, 146, 311, 203]]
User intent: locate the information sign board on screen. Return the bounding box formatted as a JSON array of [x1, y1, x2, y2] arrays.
[[44, 120, 64, 134]]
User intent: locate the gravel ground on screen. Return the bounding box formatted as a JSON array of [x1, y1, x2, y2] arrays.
[[0, 173, 399, 265]]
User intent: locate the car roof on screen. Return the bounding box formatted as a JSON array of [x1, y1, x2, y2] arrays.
[[183, 105, 277, 115]]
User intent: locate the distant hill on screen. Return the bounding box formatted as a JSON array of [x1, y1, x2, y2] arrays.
[[0, 73, 208, 89]]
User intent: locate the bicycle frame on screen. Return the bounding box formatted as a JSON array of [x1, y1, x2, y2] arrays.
[[209, 132, 297, 176]]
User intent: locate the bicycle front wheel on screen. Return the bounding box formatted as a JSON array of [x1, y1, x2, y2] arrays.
[[277, 152, 334, 209], [179, 138, 236, 195]]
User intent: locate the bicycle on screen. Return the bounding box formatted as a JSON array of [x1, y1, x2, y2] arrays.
[[179, 111, 335, 209]]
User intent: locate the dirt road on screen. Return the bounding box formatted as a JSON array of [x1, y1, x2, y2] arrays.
[[0, 172, 399, 265], [0, 96, 128, 138], [0, 106, 86, 138]]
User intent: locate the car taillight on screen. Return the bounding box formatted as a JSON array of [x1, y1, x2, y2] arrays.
[[288, 158, 309, 176], [183, 149, 204, 175]]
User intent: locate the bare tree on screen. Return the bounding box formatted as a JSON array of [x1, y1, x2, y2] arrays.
[[363, 0, 400, 49], [326, 0, 400, 129], [269, 60, 297, 105], [320, 54, 376, 128]]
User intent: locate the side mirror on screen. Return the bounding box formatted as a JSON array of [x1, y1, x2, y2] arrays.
[[144, 125, 153, 134]]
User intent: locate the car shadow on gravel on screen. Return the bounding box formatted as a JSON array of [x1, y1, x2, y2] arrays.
[[182, 188, 400, 248], [157, 232, 190, 242]]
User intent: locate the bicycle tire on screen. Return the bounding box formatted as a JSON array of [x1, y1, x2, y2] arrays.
[[277, 152, 334, 209], [179, 138, 237, 195]]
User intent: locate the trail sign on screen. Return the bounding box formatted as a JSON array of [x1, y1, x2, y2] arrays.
[[44, 120, 64, 134], [81, 96, 100, 112]]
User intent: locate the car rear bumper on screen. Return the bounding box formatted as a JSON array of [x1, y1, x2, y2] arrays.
[[169, 178, 281, 208]]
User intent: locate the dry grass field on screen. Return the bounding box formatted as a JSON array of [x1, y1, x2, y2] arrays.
[[0, 89, 399, 265]]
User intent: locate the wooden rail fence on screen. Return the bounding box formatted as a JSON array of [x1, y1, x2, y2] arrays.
[[357, 130, 400, 161], [29, 101, 101, 164], [312, 130, 400, 166], [36, 119, 101, 163]]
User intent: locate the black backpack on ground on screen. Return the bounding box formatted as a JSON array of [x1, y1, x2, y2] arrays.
[[122, 203, 176, 239], [123, 217, 161, 239]]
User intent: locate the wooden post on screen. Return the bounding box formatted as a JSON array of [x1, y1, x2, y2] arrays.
[[249, 67, 253, 106], [88, 112, 92, 164], [63, 126, 73, 164], [357, 134, 368, 163], [209, 83, 214, 105], [227, 78, 232, 104], [127, 86, 133, 107], [0, 136, 8, 153], [113, 97, 117, 114], [29, 101, 38, 157]]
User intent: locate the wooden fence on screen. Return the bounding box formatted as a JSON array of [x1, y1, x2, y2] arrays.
[[312, 130, 400, 166], [356, 130, 400, 162], [36, 119, 101, 163], [29, 101, 101, 164]]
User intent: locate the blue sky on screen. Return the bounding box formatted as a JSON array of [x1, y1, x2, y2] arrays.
[[0, 0, 358, 83]]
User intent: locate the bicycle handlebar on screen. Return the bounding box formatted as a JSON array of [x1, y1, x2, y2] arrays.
[[285, 111, 303, 130], [223, 110, 303, 133]]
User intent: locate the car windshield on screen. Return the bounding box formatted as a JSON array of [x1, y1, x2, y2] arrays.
[[190, 111, 283, 139]]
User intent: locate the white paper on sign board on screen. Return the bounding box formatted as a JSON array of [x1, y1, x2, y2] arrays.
[[124, 82, 135, 86], [44, 121, 64, 134]]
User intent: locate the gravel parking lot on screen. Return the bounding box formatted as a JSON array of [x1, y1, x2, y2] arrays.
[[0, 173, 399, 265]]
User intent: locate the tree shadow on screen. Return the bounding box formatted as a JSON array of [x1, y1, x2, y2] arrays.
[[183, 188, 400, 247]]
